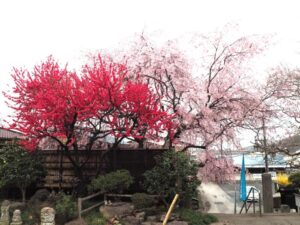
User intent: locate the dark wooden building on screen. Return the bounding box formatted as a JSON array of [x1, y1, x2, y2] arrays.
[[39, 148, 165, 190], [0, 127, 23, 146]]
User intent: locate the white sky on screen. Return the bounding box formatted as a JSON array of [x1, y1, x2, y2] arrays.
[[1, 0, 300, 146]]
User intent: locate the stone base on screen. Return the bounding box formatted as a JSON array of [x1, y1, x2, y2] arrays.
[[0, 220, 9, 225], [280, 204, 290, 213], [0, 221, 9, 225]]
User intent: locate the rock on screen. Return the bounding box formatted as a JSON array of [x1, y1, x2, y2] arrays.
[[280, 204, 290, 213], [135, 211, 146, 221], [146, 215, 157, 222], [99, 202, 134, 220], [121, 215, 141, 225], [203, 201, 211, 211], [9, 202, 26, 215], [64, 218, 87, 225], [28, 189, 50, 206], [10, 209, 22, 225], [160, 213, 177, 222], [41, 207, 55, 225], [167, 221, 188, 225], [141, 222, 152, 225], [141, 222, 161, 225]]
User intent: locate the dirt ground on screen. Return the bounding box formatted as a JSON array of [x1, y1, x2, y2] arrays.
[[211, 213, 300, 225]]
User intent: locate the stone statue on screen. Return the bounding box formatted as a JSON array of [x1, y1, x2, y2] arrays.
[[40, 207, 55, 225], [11, 209, 22, 225], [0, 200, 10, 225]]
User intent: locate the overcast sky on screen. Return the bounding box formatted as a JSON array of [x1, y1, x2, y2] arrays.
[[1, 0, 300, 145]]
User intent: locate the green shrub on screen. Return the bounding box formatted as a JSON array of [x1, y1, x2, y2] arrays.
[[21, 209, 39, 225], [88, 170, 134, 193], [143, 150, 200, 207], [131, 193, 156, 209], [55, 193, 77, 222], [83, 210, 106, 225], [179, 208, 218, 225], [288, 172, 300, 187]]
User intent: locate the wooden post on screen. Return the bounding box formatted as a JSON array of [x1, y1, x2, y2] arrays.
[[253, 189, 256, 214], [234, 190, 237, 214], [259, 192, 262, 217], [78, 197, 82, 219], [162, 194, 179, 225], [59, 147, 63, 190]]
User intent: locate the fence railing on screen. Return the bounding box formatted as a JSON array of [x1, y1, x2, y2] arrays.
[[238, 187, 262, 215], [78, 191, 104, 219], [78, 193, 136, 219]]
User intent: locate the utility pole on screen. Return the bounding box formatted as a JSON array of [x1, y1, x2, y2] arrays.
[[262, 117, 269, 173]]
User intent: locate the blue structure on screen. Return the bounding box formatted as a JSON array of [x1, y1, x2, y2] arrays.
[[240, 154, 247, 201], [232, 152, 288, 172]]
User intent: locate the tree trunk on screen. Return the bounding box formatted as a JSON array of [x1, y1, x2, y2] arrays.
[[61, 147, 87, 195], [21, 188, 26, 203]]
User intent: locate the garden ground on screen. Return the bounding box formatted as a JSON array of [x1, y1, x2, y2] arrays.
[[212, 213, 300, 225]]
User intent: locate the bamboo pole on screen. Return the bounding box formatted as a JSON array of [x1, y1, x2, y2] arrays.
[[162, 194, 179, 225]]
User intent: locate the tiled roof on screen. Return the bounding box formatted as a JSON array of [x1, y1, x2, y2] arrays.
[[0, 128, 23, 139]]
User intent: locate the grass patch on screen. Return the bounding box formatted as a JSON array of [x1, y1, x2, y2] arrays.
[[179, 208, 218, 225], [82, 209, 106, 225]]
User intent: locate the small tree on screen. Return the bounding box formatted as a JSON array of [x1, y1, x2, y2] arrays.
[[143, 150, 200, 207], [288, 172, 300, 188], [0, 144, 46, 203]]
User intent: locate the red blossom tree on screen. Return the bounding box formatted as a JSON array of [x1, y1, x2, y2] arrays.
[[4, 55, 176, 185], [82, 55, 175, 149]]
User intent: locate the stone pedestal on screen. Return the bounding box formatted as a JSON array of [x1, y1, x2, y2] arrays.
[[11, 209, 22, 225], [0, 200, 10, 225], [262, 173, 274, 213], [41, 207, 55, 225], [280, 204, 290, 213]]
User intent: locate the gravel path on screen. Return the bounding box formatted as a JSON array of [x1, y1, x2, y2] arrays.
[[212, 213, 300, 225]]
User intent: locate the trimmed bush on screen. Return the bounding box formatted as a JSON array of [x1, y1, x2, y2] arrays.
[[88, 169, 134, 193], [131, 193, 156, 209]]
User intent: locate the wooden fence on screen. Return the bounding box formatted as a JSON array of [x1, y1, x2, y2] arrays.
[[38, 148, 165, 189]]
